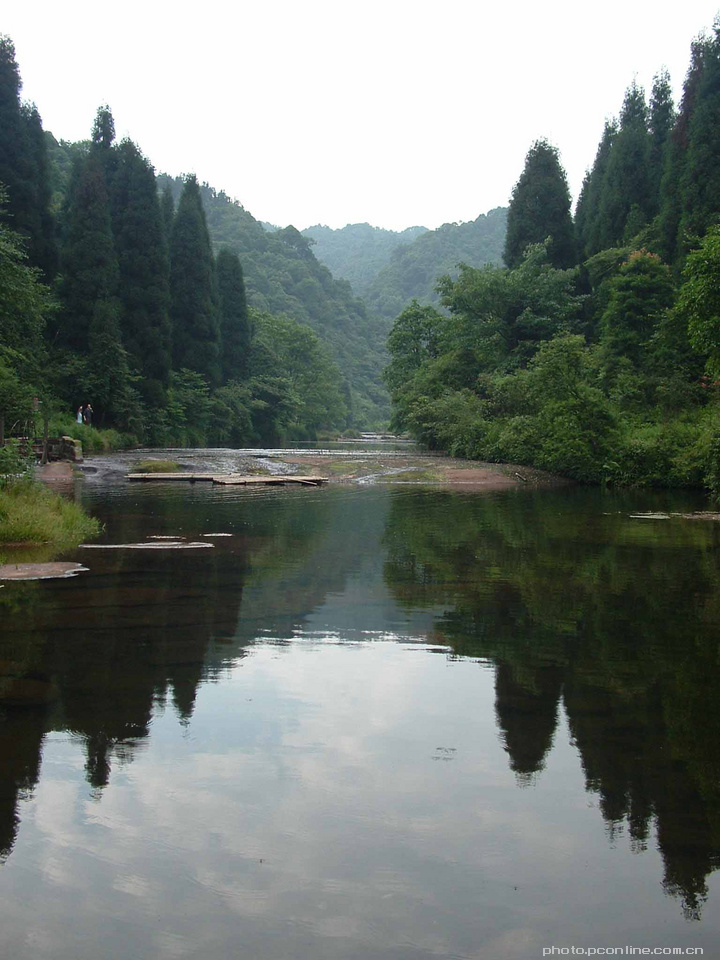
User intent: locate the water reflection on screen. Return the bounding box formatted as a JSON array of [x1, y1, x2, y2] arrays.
[[0, 479, 719, 957], [382, 487, 720, 920]]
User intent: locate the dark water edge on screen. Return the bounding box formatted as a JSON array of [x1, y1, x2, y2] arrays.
[[1, 460, 719, 959]]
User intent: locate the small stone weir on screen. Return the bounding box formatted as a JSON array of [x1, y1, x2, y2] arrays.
[[127, 473, 328, 486]]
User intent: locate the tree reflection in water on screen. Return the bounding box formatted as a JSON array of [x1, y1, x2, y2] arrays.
[[382, 487, 720, 920]]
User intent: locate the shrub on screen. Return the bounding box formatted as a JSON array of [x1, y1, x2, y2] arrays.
[[0, 481, 100, 546]]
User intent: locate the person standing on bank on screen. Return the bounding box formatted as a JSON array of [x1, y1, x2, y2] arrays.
[[76, 405, 83, 424], [83, 404, 93, 427]]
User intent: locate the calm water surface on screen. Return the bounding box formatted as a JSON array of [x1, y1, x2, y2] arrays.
[[1, 452, 719, 959]]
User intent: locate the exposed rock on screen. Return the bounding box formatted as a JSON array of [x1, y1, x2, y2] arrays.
[[79, 541, 214, 550], [0, 561, 89, 580]]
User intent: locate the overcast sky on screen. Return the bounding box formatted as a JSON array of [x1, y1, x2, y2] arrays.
[[3, 1, 719, 231]]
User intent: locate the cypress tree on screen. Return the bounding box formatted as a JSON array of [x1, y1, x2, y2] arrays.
[[599, 82, 652, 246], [20, 103, 57, 277], [216, 248, 250, 383], [574, 121, 617, 259], [160, 184, 175, 245], [0, 37, 56, 277], [84, 297, 132, 427], [110, 139, 171, 400], [658, 36, 709, 262], [677, 23, 720, 256], [0, 36, 23, 195], [503, 139, 576, 269], [57, 152, 119, 350], [90, 105, 118, 182], [56, 107, 133, 424], [169, 175, 221, 386], [648, 69, 675, 217]]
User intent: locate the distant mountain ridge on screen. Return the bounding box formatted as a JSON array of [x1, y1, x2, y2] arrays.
[[365, 208, 508, 320], [302, 210, 508, 322], [302, 223, 428, 300]]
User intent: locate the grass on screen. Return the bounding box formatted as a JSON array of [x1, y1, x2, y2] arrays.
[[49, 415, 136, 453], [134, 459, 180, 473], [0, 480, 101, 548]]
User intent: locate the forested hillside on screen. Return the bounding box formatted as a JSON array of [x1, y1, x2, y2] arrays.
[[366, 208, 507, 321], [385, 21, 720, 492], [0, 35, 351, 449], [301, 222, 427, 300], [157, 176, 390, 423]]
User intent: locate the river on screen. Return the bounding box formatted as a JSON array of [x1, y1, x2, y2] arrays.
[[1, 447, 719, 959]]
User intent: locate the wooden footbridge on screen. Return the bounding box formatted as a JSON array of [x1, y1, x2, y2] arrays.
[[127, 472, 328, 487]]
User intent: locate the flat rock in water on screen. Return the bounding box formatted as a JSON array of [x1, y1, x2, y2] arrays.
[[79, 541, 214, 550], [629, 513, 671, 520], [0, 561, 89, 581]]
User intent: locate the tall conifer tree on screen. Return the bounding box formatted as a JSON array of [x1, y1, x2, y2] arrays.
[[0, 36, 56, 277], [677, 23, 720, 257], [170, 175, 221, 386], [503, 140, 576, 269], [574, 122, 617, 260], [160, 184, 175, 245], [111, 139, 171, 400], [57, 152, 119, 350], [598, 82, 652, 246], [20, 103, 57, 277], [216, 248, 250, 383], [658, 39, 709, 262], [648, 69, 675, 217]]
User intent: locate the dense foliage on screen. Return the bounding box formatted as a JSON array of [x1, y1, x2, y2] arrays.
[[364, 208, 508, 322], [0, 38, 350, 450], [302, 212, 508, 325], [385, 19, 720, 494], [301, 222, 428, 300], [157, 175, 388, 425]]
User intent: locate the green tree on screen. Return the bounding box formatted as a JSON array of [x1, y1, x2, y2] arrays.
[[0, 192, 52, 371], [0, 191, 54, 440], [575, 121, 618, 259], [599, 250, 675, 375], [248, 309, 347, 436], [658, 36, 710, 262], [91, 104, 115, 151], [676, 225, 720, 374], [439, 241, 583, 375], [648, 69, 676, 217], [216, 248, 250, 383], [82, 298, 136, 429], [385, 300, 445, 393], [599, 82, 652, 246], [110, 139, 171, 401], [169, 175, 221, 387], [503, 139, 576, 269], [0, 37, 56, 277], [57, 152, 119, 350], [513, 334, 617, 483], [677, 22, 720, 257], [160, 183, 174, 243]]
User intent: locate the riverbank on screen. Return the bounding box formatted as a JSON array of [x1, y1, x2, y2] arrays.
[[0, 476, 100, 553], [78, 445, 566, 490], [280, 452, 565, 487]]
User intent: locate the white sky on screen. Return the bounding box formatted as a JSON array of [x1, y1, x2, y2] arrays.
[[3, 1, 719, 231]]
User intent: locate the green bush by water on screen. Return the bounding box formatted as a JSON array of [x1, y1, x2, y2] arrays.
[[49, 416, 137, 453], [134, 459, 180, 473], [0, 480, 101, 547]]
